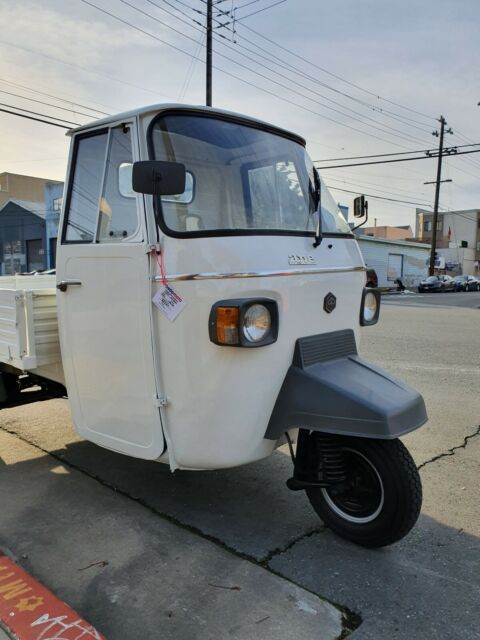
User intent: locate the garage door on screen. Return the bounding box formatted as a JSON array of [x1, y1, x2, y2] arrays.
[[387, 253, 403, 281]]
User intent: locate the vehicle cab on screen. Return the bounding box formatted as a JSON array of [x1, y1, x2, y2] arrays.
[[53, 104, 427, 548]]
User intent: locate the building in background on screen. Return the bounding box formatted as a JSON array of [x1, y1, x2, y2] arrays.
[[0, 200, 47, 274], [415, 208, 480, 275], [0, 173, 64, 274], [356, 235, 429, 288], [44, 182, 64, 268], [361, 225, 413, 240], [0, 172, 61, 207]]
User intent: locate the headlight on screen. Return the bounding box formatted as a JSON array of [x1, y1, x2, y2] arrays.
[[360, 288, 380, 326], [243, 304, 271, 343], [209, 299, 278, 347]]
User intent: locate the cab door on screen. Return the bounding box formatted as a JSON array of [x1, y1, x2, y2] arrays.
[[56, 122, 165, 459]]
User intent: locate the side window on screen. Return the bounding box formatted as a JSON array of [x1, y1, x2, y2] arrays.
[[247, 160, 308, 229], [64, 132, 108, 242], [98, 127, 140, 243]]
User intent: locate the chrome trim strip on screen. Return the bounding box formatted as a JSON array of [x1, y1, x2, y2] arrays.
[[153, 266, 366, 283]]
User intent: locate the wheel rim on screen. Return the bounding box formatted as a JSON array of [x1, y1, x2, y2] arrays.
[[321, 448, 384, 524]]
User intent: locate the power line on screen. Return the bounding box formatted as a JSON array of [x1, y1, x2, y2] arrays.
[[0, 108, 71, 129], [228, 24, 433, 132], [103, 0, 433, 148], [236, 0, 263, 9], [143, 0, 436, 148], [326, 176, 434, 204], [0, 78, 110, 116], [0, 40, 176, 100], [235, 0, 286, 21], [0, 89, 99, 120], [315, 143, 480, 163], [150, 0, 434, 141], [325, 185, 436, 208], [0, 104, 80, 126], [178, 30, 206, 100], [316, 148, 480, 170], [236, 21, 436, 122]]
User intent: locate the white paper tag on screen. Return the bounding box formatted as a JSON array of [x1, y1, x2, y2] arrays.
[[152, 284, 186, 321]]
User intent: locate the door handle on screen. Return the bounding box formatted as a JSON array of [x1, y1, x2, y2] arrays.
[[57, 280, 82, 292]]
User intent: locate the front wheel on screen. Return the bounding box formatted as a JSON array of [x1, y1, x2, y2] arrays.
[[306, 437, 422, 548]]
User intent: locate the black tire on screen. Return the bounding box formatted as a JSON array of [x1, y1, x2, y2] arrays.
[[0, 372, 21, 407], [306, 437, 422, 548]]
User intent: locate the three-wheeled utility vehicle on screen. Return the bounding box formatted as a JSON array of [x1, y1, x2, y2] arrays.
[[0, 104, 427, 547]]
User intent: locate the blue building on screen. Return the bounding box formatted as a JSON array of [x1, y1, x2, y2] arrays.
[[0, 199, 47, 274], [0, 180, 64, 274]]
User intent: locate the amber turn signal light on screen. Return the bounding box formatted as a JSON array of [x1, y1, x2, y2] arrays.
[[215, 307, 240, 345], [209, 299, 279, 348]]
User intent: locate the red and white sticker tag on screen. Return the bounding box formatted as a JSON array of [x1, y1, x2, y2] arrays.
[[152, 284, 186, 321], [150, 247, 186, 321]]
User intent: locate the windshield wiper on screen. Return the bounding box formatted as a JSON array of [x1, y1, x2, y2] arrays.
[[312, 167, 322, 248]]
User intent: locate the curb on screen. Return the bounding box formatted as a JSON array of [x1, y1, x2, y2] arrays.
[[0, 554, 105, 640]]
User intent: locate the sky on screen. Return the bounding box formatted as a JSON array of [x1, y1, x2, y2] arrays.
[[1, 0, 479, 231]]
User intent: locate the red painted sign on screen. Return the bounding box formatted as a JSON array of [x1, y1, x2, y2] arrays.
[[0, 555, 106, 639]]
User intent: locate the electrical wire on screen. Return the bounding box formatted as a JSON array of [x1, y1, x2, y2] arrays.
[[227, 22, 434, 131], [0, 106, 76, 128], [326, 176, 433, 204], [325, 185, 437, 208], [178, 30, 206, 100], [152, 0, 435, 139], [103, 0, 434, 149], [145, 0, 438, 138], [236, 22, 436, 122], [0, 78, 111, 116], [316, 148, 480, 170], [0, 40, 176, 100], [235, 0, 286, 21], [315, 143, 480, 163], [0, 89, 100, 120]]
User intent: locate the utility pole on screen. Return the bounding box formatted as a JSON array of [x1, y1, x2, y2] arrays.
[[428, 116, 453, 276], [206, 0, 213, 106]]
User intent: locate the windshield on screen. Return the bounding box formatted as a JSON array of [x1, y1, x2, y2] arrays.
[[425, 276, 439, 282], [150, 114, 350, 236]]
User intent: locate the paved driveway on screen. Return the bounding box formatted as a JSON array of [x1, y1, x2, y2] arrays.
[[0, 303, 479, 639]]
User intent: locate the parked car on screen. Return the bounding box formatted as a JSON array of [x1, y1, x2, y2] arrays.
[[418, 275, 455, 293], [366, 268, 378, 288], [453, 275, 480, 292]]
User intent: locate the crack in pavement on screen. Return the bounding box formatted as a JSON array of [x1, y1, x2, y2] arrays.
[[261, 527, 325, 566], [417, 424, 480, 470], [0, 424, 360, 639]]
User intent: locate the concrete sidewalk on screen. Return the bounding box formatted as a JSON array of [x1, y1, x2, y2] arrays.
[[0, 430, 343, 640]]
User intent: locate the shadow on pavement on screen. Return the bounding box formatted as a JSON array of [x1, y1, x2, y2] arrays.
[[1, 406, 479, 639], [0, 439, 343, 640]]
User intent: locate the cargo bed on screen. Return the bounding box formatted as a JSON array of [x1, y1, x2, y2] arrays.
[[0, 275, 64, 384]]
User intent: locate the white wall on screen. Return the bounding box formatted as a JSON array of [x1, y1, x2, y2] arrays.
[[358, 237, 429, 288], [437, 247, 477, 275]]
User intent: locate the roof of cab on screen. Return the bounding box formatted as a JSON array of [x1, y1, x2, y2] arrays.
[[67, 103, 306, 146]]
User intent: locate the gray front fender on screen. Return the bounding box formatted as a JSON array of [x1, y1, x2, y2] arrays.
[[265, 330, 427, 440]]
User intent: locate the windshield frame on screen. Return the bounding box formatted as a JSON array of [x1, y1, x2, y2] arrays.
[[147, 109, 354, 240]]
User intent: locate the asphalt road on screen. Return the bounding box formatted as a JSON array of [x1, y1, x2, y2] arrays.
[[382, 289, 480, 309], [0, 302, 479, 639]]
